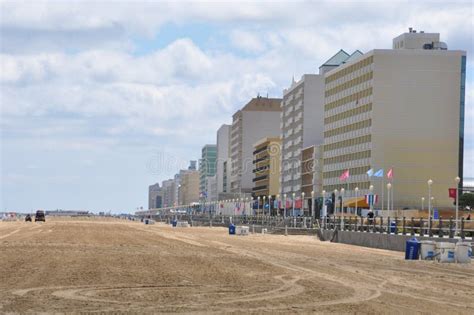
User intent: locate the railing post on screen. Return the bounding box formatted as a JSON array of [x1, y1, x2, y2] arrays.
[[429, 217, 433, 237], [410, 217, 415, 236], [394, 217, 398, 235], [438, 216, 443, 238], [354, 216, 358, 232], [460, 217, 465, 240], [449, 217, 454, 238], [379, 216, 383, 234], [360, 215, 364, 232], [419, 218, 424, 237], [402, 217, 406, 235], [387, 216, 391, 234]]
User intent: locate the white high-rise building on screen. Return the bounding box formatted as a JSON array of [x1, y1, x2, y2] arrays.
[[280, 74, 325, 198], [216, 124, 231, 199]]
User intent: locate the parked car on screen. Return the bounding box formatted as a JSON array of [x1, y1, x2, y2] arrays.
[[25, 214, 32, 222], [35, 210, 45, 222]]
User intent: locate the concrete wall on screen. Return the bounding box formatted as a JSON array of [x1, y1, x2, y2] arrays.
[[321, 230, 469, 252]]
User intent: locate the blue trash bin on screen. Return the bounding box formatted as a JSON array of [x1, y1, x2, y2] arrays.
[[172, 220, 177, 227], [390, 221, 396, 234], [405, 237, 420, 260], [229, 224, 236, 235]]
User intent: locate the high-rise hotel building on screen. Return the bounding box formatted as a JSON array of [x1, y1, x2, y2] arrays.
[[322, 30, 466, 209], [230, 96, 282, 195], [280, 75, 325, 197]]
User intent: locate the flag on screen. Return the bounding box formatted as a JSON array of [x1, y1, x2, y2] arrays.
[[339, 169, 350, 181], [448, 188, 457, 199], [295, 198, 302, 209], [373, 169, 384, 177], [367, 168, 374, 177], [365, 194, 378, 205], [387, 168, 393, 179]]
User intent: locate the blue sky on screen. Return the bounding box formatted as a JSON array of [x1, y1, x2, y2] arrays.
[[1, 0, 473, 213]]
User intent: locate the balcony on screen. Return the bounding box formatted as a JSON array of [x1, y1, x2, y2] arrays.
[[253, 175, 268, 182]]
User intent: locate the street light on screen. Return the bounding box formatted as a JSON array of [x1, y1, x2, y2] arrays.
[[334, 189, 338, 215], [301, 192, 305, 216], [311, 191, 315, 219], [322, 190, 326, 219], [369, 185, 374, 212], [262, 196, 266, 216], [455, 176, 460, 234], [340, 188, 345, 214], [276, 194, 280, 216], [387, 183, 392, 212], [421, 197, 425, 211], [292, 192, 296, 217], [428, 179, 433, 230], [355, 187, 359, 216], [283, 193, 287, 218]]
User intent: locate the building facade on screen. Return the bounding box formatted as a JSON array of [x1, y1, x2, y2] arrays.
[[178, 170, 200, 205], [230, 96, 282, 195], [322, 30, 465, 210], [199, 144, 217, 198], [161, 179, 175, 208], [216, 124, 231, 198], [252, 137, 281, 199], [280, 74, 325, 199], [148, 183, 162, 209]]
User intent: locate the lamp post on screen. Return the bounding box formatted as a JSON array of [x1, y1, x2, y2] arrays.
[[340, 188, 345, 214], [369, 185, 374, 212], [301, 192, 305, 217], [421, 197, 425, 211], [428, 179, 433, 230], [455, 176, 460, 234], [257, 196, 261, 217], [263, 196, 266, 216], [276, 194, 280, 217], [322, 190, 326, 219], [334, 189, 338, 215], [283, 194, 287, 218], [311, 191, 315, 219], [355, 187, 359, 216], [387, 183, 392, 212], [268, 195, 271, 216], [292, 192, 295, 217]]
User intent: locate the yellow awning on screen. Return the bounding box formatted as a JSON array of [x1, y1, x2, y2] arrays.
[[343, 196, 369, 208]]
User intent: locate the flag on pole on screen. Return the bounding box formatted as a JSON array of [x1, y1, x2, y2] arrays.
[[339, 169, 350, 181], [365, 194, 378, 205], [448, 188, 457, 199], [373, 169, 384, 177], [367, 168, 374, 177], [387, 168, 393, 179]]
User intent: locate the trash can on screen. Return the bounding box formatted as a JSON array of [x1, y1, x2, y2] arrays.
[[405, 237, 420, 260], [229, 224, 236, 235], [390, 221, 396, 234], [172, 220, 177, 227]]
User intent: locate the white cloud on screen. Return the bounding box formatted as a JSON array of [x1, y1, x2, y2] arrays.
[[230, 30, 266, 53]]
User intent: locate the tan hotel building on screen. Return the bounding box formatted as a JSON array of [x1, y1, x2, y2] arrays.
[[322, 30, 466, 210], [252, 137, 281, 198]]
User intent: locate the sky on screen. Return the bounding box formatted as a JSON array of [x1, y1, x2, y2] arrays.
[[1, 0, 473, 213]]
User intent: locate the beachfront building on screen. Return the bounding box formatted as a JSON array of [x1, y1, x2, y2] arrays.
[[215, 124, 232, 200], [148, 183, 162, 209], [230, 96, 282, 196], [199, 144, 217, 199], [322, 29, 466, 210], [280, 74, 325, 206], [252, 137, 281, 214], [178, 170, 200, 205]]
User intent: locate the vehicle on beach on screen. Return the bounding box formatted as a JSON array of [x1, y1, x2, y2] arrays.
[[35, 210, 45, 222]]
